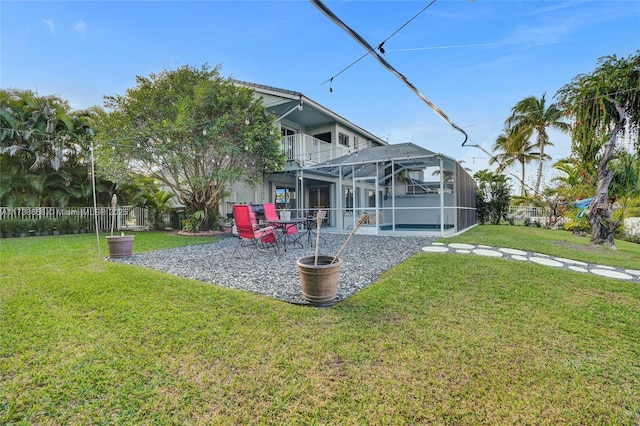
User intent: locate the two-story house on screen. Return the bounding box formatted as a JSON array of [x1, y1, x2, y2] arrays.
[[223, 81, 477, 236]]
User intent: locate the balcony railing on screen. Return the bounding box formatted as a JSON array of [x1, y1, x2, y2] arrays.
[[281, 134, 351, 166]]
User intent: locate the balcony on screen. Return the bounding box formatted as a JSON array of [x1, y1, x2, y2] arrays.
[[281, 134, 351, 168]]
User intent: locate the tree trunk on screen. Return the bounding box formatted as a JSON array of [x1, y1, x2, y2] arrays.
[[535, 130, 545, 194], [520, 160, 526, 196], [586, 103, 626, 248]]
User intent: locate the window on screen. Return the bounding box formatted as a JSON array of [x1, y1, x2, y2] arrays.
[[353, 136, 359, 150], [339, 132, 349, 147], [313, 132, 331, 143]]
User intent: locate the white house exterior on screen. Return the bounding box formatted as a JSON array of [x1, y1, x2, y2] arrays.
[[223, 81, 477, 236]]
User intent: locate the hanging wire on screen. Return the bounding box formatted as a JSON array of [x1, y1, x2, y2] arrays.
[[320, 0, 437, 89], [310, 0, 469, 145]]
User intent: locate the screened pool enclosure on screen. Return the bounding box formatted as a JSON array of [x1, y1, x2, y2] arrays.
[[277, 143, 477, 237]]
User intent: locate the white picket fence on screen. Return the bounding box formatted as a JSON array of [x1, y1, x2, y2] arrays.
[[0, 206, 149, 231]]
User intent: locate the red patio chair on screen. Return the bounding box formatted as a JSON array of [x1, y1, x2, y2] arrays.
[[232, 204, 278, 258], [263, 202, 282, 227]]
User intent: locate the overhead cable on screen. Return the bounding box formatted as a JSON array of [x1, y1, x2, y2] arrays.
[[310, 0, 469, 146]]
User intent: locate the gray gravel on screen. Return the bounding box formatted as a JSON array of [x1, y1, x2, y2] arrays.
[[112, 232, 436, 306]]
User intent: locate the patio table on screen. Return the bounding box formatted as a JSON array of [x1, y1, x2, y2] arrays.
[[267, 218, 307, 252]]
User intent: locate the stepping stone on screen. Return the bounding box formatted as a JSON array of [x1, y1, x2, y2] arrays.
[[422, 246, 449, 253], [625, 269, 640, 276], [568, 266, 589, 273], [456, 249, 472, 254], [511, 255, 529, 262], [554, 257, 588, 266], [432, 242, 446, 246], [595, 264, 616, 270], [477, 245, 493, 249], [499, 248, 528, 255], [449, 243, 476, 250], [473, 249, 503, 257], [590, 269, 633, 280], [529, 257, 564, 267]]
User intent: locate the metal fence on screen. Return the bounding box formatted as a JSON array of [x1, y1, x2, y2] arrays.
[[0, 206, 149, 231], [507, 205, 551, 225]]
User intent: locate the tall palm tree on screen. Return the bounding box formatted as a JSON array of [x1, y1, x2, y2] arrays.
[[490, 125, 538, 196], [506, 93, 571, 194]]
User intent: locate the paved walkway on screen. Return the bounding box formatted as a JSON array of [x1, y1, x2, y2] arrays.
[[422, 242, 640, 283]]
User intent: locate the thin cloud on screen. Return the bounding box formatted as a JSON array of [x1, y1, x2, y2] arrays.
[[506, 17, 577, 47], [42, 19, 55, 34], [72, 20, 87, 36]]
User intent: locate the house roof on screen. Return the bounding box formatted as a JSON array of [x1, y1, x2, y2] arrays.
[[232, 79, 388, 147], [305, 142, 460, 181], [321, 142, 458, 169]]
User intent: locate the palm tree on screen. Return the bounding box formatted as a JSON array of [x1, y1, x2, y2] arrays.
[[506, 93, 571, 194], [490, 125, 538, 196]]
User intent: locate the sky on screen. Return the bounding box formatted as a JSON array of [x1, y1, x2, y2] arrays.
[[2, 0, 639, 183]]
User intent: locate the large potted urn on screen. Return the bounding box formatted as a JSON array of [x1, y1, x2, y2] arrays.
[[297, 255, 341, 305], [106, 194, 135, 258], [106, 234, 135, 258], [296, 212, 368, 306]]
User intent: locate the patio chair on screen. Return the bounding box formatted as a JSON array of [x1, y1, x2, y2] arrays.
[[232, 204, 278, 258], [263, 203, 284, 229], [264, 202, 302, 251]]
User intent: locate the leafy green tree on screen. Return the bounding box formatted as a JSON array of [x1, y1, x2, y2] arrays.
[[97, 64, 284, 230], [551, 157, 595, 200], [474, 169, 511, 225], [506, 93, 571, 194], [557, 51, 640, 247], [490, 125, 538, 196], [0, 89, 110, 207], [609, 150, 640, 220]]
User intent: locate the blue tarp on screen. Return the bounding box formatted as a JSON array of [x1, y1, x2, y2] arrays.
[[574, 198, 593, 218]]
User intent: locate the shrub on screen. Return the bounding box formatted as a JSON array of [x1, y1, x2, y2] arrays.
[[35, 217, 53, 232], [14, 220, 32, 235], [1, 219, 19, 236]]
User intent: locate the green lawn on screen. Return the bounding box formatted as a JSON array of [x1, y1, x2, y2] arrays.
[[1, 229, 639, 424]]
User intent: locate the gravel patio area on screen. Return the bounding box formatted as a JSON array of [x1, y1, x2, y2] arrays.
[[112, 233, 436, 306]]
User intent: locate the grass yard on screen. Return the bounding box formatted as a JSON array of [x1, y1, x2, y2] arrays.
[[1, 229, 639, 424]]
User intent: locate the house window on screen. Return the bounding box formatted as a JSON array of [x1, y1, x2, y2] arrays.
[[314, 132, 331, 143], [353, 136, 359, 150], [339, 132, 349, 147]]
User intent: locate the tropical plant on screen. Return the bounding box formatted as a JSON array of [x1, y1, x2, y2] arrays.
[[474, 169, 511, 225], [182, 210, 206, 233], [0, 89, 112, 207], [143, 187, 175, 231], [97, 64, 284, 230], [556, 51, 640, 247], [506, 93, 571, 194], [490, 125, 538, 196]]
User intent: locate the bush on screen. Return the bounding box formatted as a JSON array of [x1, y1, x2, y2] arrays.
[[35, 217, 53, 232], [54, 216, 72, 234], [14, 220, 32, 235], [1, 219, 19, 236]]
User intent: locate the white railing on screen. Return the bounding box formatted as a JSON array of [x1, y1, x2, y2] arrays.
[[281, 134, 351, 165], [0, 206, 149, 231]]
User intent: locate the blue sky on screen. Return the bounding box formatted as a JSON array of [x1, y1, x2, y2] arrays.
[[2, 0, 639, 180]]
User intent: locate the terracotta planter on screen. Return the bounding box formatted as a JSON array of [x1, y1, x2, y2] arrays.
[[106, 235, 135, 258], [296, 255, 341, 305]]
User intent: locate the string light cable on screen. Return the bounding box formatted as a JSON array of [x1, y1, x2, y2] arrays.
[[310, 0, 469, 146]]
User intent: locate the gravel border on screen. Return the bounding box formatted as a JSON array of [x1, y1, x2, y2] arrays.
[[112, 233, 436, 306]]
